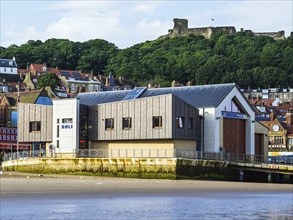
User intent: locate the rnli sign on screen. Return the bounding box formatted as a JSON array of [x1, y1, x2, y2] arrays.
[[0, 127, 17, 142], [61, 124, 73, 129], [222, 112, 244, 119]]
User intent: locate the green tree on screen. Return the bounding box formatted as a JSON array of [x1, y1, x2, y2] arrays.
[[37, 73, 61, 89]]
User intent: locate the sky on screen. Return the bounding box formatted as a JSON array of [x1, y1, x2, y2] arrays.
[[0, 0, 292, 49]]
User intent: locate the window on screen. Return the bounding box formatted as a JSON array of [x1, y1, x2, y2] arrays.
[[57, 119, 59, 124], [224, 99, 242, 113], [274, 136, 283, 145], [29, 121, 41, 132], [153, 116, 162, 128], [176, 116, 185, 129], [122, 117, 132, 130], [11, 111, 17, 128], [188, 118, 193, 129], [62, 118, 73, 123], [57, 140, 59, 148], [105, 118, 114, 130]]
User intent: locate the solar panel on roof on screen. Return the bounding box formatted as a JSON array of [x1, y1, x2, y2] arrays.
[[122, 87, 147, 100], [73, 72, 81, 78], [61, 72, 70, 77]]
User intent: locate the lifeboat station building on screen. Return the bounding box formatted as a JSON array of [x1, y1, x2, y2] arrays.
[[50, 83, 264, 159]]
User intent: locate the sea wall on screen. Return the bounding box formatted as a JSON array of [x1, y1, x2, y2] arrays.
[[3, 158, 291, 182], [2, 158, 177, 179], [2, 158, 236, 180]]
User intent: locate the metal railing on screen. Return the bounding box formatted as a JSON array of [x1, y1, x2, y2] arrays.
[[1, 150, 44, 162], [2, 149, 292, 166]]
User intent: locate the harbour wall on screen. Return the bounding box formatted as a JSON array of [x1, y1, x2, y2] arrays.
[[2, 158, 292, 183]]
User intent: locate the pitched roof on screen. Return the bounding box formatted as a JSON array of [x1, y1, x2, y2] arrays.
[[78, 83, 236, 108], [0, 59, 17, 68], [256, 99, 275, 107], [31, 64, 60, 74], [78, 90, 130, 106], [0, 73, 22, 83], [0, 89, 52, 106], [141, 83, 236, 108]]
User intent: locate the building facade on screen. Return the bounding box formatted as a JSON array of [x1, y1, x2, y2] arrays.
[[50, 83, 262, 159], [259, 110, 293, 153], [2, 89, 54, 155]]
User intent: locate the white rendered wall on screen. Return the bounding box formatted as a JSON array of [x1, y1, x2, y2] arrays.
[[53, 98, 80, 154], [198, 87, 255, 154], [216, 87, 255, 154], [198, 107, 217, 152], [0, 66, 18, 74]]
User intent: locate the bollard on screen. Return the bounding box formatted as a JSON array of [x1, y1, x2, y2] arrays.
[[267, 172, 272, 183], [239, 170, 244, 182]]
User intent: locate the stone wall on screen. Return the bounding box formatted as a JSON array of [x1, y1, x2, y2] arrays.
[[1, 158, 235, 180], [2, 158, 177, 179], [162, 18, 285, 40]]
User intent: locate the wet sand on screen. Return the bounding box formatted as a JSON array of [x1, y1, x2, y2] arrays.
[[1, 172, 292, 198]]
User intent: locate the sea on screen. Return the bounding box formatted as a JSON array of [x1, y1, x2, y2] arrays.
[[1, 191, 292, 220]]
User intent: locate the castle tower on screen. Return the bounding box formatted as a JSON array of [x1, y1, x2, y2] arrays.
[[173, 18, 188, 36]]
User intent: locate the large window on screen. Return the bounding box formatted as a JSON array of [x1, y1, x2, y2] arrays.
[[29, 121, 41, 132], [153, 116, 162, 128], [224, 99, 242, 113], [122, 117, 132, 130], [105, 118, 114, 130], [176, 116, 185, 129]]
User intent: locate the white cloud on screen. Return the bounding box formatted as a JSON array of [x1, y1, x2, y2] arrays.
[[1, 1, 292, 48], [217, 1, 292, 35], [49, 1, 115, 10], [131, 2, 163, 14]]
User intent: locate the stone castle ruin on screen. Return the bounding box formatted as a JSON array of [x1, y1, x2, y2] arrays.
[[161, 18, 286, 40]]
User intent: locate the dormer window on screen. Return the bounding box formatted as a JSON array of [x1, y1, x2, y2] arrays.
[[42, 66, 47, 72]]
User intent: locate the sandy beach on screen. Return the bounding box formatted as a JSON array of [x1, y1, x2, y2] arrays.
[[1, 172, 292, 197], [1, 172, 292, 220]]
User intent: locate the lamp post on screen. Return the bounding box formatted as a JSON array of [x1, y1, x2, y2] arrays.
[[16, 82, 20, 159]]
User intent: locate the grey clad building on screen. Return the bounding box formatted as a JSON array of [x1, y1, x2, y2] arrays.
[[50, 83, 267, 159]]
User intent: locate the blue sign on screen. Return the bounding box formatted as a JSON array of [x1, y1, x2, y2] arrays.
[[222, 112, 244, 119], [62, 124, 73, 129]]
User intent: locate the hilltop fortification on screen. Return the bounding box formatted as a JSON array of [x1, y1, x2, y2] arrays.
[[160, 18, 285, 40]]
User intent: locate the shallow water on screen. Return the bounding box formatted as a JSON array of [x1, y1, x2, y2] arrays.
[[1, 191, 292, 220]]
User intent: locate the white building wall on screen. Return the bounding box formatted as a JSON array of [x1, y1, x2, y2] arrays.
[[198, 87, 255, 154], [0, 66, 18, 74], [53, 98, 79, 154], [198, 107, 217, 152], [216, 87, 255, 154]]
